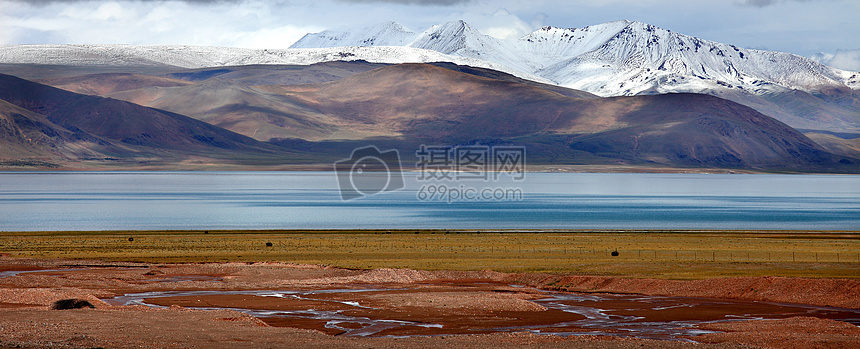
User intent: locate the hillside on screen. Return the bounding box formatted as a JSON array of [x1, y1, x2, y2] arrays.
[[47, 62, 596, 142], [0, 73, 315, 169], [0, 99, 128, 163], [0, 73, 275, 152], [292, 20, 860, 133], [260, 64, 852, 171], [1, 63, 856, 172], [38, 73, 192, 95], [3, 19, 857, 134]]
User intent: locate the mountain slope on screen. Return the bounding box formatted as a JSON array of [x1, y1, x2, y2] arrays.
[[48, 62, 595, 141], [0, 45, 548, 83], [291, 20, 860, 133], [39, 73, 192, 95], [107, 77, 345, 141], [427, 62, 598, 99], [0, 99, 129, 162], [529, 21, 857, 94], [298, 22, 416, 47], [257, 63, 852, 171], [165, 61, 389, 86], [1, 64, 855, 172], [805, 132, 860, 158], [564, 93, 835, 168], [259, 63, 595, 140], [293, 20, 858, 94], [5, 20, 856, 133], [0, 73, 275, 153]]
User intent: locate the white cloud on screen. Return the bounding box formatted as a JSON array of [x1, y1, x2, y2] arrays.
[[0, 0, 857, 61], [736, 0, 826, 7], [0, 0, 321, 47], [334, 0, 472, 4], [221, 25, 324, 49], [530, 12, 548, 29], [812, 49, 860, 72], [448, 8, 534, 40], [92, 2, 128, 20]]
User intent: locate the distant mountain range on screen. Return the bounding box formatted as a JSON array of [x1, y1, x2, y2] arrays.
[[0, 20, 858, 172], [0, 44, 544, 83], [0, 73, 311, 168], [0, 63, 855, 173], [292, 20, 860, 134], [2, 20, 858, 134], [294, 20, 859, 93]]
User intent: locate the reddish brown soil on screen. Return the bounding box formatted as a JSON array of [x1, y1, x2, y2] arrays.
[[695, 316, 860, 349], [0, 307, 731, 349], [509, 274, 860, 309], [0, 257, 857, 348]]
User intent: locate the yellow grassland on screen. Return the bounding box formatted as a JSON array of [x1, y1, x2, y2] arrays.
[[1, 230, 858, 279]]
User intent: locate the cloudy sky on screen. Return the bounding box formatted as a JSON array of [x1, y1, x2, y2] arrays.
[[2, 0, 858, 70]]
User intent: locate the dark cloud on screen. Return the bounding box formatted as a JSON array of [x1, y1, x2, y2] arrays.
[[334, 0, 472, 5]]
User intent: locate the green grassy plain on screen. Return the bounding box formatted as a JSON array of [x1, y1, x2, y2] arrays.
[[2, 230, 859, 279]]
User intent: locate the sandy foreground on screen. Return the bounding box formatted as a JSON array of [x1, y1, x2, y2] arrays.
[[1, 257, 858, 349]]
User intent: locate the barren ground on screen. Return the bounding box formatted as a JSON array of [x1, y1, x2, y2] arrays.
[[1, 257, 859, 349]]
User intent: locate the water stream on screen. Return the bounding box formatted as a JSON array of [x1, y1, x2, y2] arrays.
[[104, 286, 860, 341]]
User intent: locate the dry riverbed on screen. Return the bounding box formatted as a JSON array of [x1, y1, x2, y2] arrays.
[[1, 257, 859, 349]]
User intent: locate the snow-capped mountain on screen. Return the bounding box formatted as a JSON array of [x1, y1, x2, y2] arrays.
[[297, 21, 416, 48], [4, 20, 855, 96], [291, 20, 859, 96], [0, 44, 549, 84], [294, 20, 542, 78], [291, 19, 860, 133], [2, 20, 858, 132]]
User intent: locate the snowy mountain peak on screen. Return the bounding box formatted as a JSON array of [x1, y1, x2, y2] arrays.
[[292, 21, 415, 48], [608, 19, 635, 26], [521, 20, 635, 59], [434, 19, 470, 31], [408, 20, 495, 55], [282, 19, 859, 133], [417, 20, 478, 41], [566, 20, 852, 94], [289, 19, 857, 96], [2, 19, 858, 135], [6, 19, 857, 102]]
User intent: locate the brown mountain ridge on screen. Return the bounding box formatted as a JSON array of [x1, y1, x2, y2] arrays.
[[0, 73, 310, 168], [2, 63, 857, 172], [257, 63, 853, 171]]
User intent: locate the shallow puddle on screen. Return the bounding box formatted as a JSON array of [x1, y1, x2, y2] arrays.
[[104, 284, 860, 341]]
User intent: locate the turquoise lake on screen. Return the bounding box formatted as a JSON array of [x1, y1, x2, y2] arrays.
[[0, 172, 858, 231]]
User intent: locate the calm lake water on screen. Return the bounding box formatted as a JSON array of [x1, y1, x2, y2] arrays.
[[0, 171, 858, 231]]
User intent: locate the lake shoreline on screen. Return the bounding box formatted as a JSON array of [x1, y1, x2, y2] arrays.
[[4, 228, 860, 233], [0, 163, 847, 174], [5, 152, 860, 174]]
